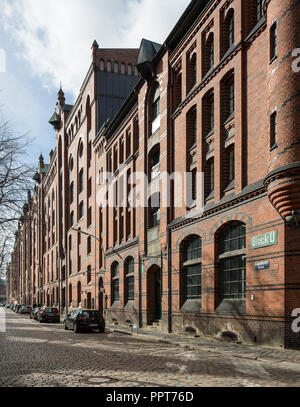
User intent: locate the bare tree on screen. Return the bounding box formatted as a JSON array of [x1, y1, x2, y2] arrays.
[[0, 118, 34, 278]]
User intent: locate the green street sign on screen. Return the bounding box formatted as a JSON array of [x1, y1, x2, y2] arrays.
[[251, 230, 277, 250]]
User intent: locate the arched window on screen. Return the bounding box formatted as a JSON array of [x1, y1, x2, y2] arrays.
[[151, 83, 160, 134], [107, 60, 112, 72], [223, 9, 234, 54], [100, 59, 105, 71], [86, 96, 91, 134], [270, 23, 277, 62], [204, 33, 214, 76], [186, 106, 197, 150], [218, 222, 246, 301], [203, 91, 214, 136], [87, 265, 91, 284], [187, 52, 197, 93], [222, 72, 234, 121], [114, 62, 119, 73], [121, 63, 125, 74], [79, 168, 84, 193], [77, 281, 81, 306], [125, 257, 134, 302], [111, 262, 119, 303], [128, 64, 132, 75], [256, 0, 263, 21], [182, 236, 202, 301]]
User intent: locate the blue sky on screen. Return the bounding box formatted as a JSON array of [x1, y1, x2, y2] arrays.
[[0, 0, 190, 167]]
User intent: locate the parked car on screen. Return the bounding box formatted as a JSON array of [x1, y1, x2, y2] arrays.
[[64, 309, 105, 333], [37, 307, 60, 323], [30, 307, 41, 320], [0, 303, 6, 307], [15, 304, 25, 313], [19, 305, 32, 314], [5, 304, 10, 308]]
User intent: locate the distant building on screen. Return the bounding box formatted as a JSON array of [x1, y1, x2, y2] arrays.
[[0, 279, 6, 303]]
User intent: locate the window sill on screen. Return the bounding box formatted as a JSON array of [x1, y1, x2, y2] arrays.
[[224, 113, 234, 126], [205, 129, 214, 139], [270, 143, 278, 152], [205, 191, 214, 201], [224, 180, 235, 192], [215, 299, 246, 316], [183, 259, 201, 267], [180, 299, 202, 314], [269, 55, 278, 65]]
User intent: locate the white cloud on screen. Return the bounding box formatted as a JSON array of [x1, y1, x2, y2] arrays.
[[1, 0, 190, 99]]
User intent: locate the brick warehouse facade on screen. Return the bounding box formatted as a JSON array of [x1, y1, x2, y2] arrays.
[[6, 0, 300, 348]]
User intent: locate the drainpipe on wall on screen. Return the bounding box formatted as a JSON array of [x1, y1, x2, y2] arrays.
[[167, 225, 172, 334], [138, 254, 142, 329]]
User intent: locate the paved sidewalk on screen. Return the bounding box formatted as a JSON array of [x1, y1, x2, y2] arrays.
[[109, 325, 300, 367]]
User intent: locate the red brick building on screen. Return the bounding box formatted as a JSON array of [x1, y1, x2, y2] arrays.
[[7, 0, 300, 348]]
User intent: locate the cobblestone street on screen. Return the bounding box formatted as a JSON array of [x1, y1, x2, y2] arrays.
[[0, 309, 300, 387]]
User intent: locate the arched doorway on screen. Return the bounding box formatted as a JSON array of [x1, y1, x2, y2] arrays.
[[98, 278, 104, 315], [147, 265, 162, 324]]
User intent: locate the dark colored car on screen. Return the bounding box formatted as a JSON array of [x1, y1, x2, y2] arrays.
[[30, 307, 41, 320], [15, 304, 24, 313], [38, 307, 60, 323], [64, 309, 105, 333], [19, 305, 32, 314]]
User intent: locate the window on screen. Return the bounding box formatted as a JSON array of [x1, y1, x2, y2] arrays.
[[100, 59, 105, 71], [87, 207, 92, 227], [79, 169, 84, 193], [121, 63, 125, 74], [107, 60, 111, 72], [87, 236, 91, 255], [70, 182, 74, 203], [120, 138, 124, 164], [270, 23, 277, 61], [270, 112, 277, 148], [206, 158, 214, 196], [186, 107, 197, 149], [111, 263, 119, 303], [203, 92, 214, 136], [256, 0, 263, 22], [88, 177, 92, 198], [182, 236, 202, 301], [114, 62, 119, 73], [203, 33, 214, 76], [218, 222, 246, 300], [187, 52, 197, 93], [148, 193, 160, 229], [223, 74, 234, 121], [125, 257, 134, 302], [229, 147, 235, 183], [126, 130, 131, 158], [87, 265, 91, 284], [173, 70, 182, 109], [78, 201, 84, 220], [151, 83, 160, 133], [128, 64, 132, 75], [70, 211, 74, 227], [223, 146, 235, 189], [224, 10, 234, 54]]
